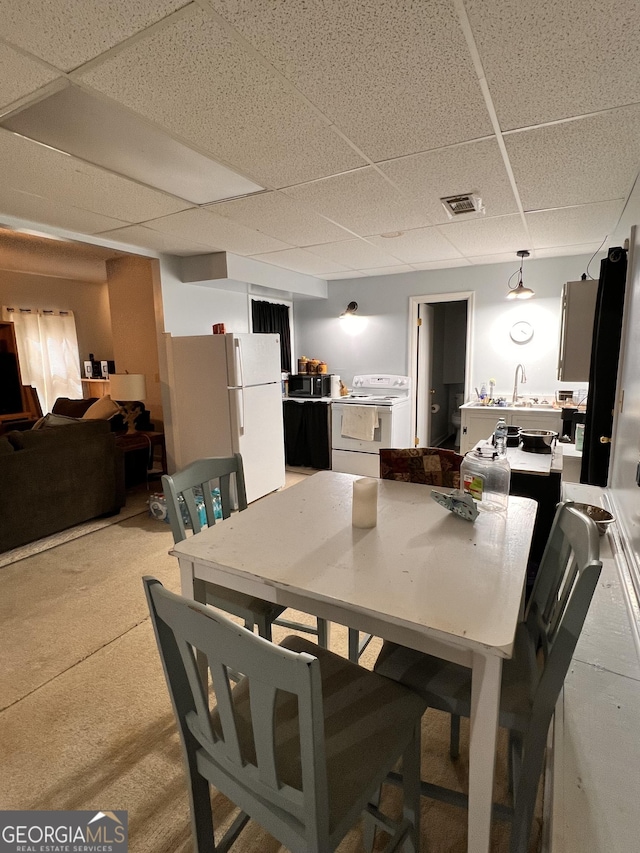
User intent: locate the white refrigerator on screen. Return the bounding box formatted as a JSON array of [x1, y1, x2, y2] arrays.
[[167, 332, 285, 504]]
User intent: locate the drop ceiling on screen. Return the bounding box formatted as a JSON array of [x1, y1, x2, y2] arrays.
[[0, 0, 638, 279]]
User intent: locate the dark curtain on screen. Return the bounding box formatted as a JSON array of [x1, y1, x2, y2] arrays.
[[251, 300, 291, 373]]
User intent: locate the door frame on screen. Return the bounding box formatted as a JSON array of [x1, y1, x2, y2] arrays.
[[408, 291, 475, 447]]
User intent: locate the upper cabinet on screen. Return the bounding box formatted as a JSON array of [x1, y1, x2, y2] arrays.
[[557, 280, 599, 382]]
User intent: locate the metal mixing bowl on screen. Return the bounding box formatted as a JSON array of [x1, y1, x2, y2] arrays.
[[572, 502, 615, 535]]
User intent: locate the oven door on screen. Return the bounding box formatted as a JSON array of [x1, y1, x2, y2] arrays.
[[331, 404, 393, 451]]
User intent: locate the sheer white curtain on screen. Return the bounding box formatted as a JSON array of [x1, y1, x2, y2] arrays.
[[1, 307, 82, 413]]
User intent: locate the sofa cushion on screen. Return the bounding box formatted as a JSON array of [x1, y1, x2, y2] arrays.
[[52, 397, 96, 418], [32, 412, 83, 429], [83, 395, 120, 420], [0, 435, 15, 455], [10, 419, 110, 451]]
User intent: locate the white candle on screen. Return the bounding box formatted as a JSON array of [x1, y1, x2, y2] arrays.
[[352, 477, 378, 528]]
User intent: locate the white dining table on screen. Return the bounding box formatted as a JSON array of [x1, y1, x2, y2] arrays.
[[172, 470, 536, 853]]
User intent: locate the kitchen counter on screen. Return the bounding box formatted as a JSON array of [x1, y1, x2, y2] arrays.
[[284, 396, 333, 403], [462, 401, 560, 413]]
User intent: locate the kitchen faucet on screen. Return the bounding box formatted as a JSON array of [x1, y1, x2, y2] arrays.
[[512, 364, 527, 403]]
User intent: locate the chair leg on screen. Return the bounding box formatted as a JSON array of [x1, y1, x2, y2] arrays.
[[254, 613, 273, 642], [362, 786, 381, 852], [348, 628, 360, 663], [184, 743, 216, 853], [509, 724, 549, 853], [400, 720, 422, 853], [449, 714, 461, 759], [316, 617, 329, 648]]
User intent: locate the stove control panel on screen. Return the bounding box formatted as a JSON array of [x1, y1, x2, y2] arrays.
[[352, 374, 410, 390]]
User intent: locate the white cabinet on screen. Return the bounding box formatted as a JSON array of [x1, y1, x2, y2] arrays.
[[460, 407, 562, 454], [557, 279, 598, 381]]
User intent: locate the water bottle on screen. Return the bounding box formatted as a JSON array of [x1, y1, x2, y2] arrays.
[[494, 417, 508, 456], [460, 446, 510, 513]]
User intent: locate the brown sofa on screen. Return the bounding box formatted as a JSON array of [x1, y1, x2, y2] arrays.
[[0, 419, 125, 553]]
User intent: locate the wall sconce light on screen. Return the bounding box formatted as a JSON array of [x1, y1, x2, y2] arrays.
[[506, 250, 535, 300], [339, 301, 358, 318]]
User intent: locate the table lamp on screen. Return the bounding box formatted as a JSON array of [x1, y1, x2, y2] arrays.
[[108, 373, 147, 434]]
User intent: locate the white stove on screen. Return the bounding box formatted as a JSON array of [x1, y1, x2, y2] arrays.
[[332, 375, 412, 476]]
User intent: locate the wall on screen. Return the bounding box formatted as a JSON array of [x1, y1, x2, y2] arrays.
[[293, 253, 607, 398], [106, 256, 163, 423], [0, 270, 113, 363]]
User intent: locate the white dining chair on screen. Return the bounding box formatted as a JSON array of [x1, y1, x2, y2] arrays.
[[373, 501, 602, 853], [144, 576, 427, 853], [162, 454, 329, 647]]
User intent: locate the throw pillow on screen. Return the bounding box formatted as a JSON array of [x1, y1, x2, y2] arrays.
[[32, 412, 82, 429], [82, 395, 120, 420]]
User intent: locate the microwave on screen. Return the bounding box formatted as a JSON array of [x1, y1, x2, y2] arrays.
[[288, 374, 332, 398]]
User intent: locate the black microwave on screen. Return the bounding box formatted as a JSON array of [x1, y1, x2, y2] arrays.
[[288, 374, 332, 397]]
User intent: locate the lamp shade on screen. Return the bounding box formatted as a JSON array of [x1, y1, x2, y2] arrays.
[[109, 373, 147, 401]]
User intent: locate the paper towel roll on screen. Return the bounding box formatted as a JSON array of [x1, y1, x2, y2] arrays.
[[331, 375, 342, 398], [352, 477, 378, 528], [431, 403, 440, 414]]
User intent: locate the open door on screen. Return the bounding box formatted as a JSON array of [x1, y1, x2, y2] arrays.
[[415, 304, 434, 446], [409, 292, 473, 452]]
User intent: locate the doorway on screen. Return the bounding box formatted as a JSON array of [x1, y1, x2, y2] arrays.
[[409, 292, 473, 450]]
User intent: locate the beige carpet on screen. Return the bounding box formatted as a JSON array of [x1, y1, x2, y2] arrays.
[[0, 505, 542, 853]]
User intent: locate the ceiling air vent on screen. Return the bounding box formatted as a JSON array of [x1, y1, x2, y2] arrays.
[[440, 193, 485, 219]]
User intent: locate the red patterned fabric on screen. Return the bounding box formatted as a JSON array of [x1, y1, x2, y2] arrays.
[[379, 447, 463, 488]]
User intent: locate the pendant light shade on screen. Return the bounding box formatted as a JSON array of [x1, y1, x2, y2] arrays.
[[507, 250, 534, 300]]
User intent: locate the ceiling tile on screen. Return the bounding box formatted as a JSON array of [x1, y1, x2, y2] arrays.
[[366, 227, 463, 264], [251, 248, 350, 276], [505, 106, 640, 210], [436, 213, 529, 256], [0, 186, 128, 234], [0, 129, 190, 222], [378, 138, 518, 223], [411, 258, 472, 270], [0, 44, 60, 108], [210, 0, 493, 161], [142, 208, 291, 256], [282, 168, 432, 236], [97, 224, 215, 255], [305, 239, 405, 270], [533, 243, 604, 260], [526, 201, 624, 249], [210, 192, 353, 246], [358, 265, 414, 276], [78, 6, 365, 188], [465, 0, 640, 129], [0, 0, 190, 71]]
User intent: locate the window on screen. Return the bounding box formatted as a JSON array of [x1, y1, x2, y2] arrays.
[[1, 307, 82, 413]]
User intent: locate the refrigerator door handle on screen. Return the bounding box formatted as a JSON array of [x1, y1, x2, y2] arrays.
[[234, 337, 245, 389], [232, 387, 245, 435]]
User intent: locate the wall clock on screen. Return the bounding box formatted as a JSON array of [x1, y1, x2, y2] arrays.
[[510, 321, 534, 344]]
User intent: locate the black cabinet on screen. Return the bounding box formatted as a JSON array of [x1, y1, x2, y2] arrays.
[[283, 400, 331, 469]]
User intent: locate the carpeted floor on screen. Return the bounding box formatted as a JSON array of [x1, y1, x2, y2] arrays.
[[0, 484, 542, 852]]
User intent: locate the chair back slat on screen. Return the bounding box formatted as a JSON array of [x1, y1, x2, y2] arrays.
[[249, 682, 280, 788], [143, 577, 327, 835], [161, 454, 247, 544], [209, 659, 243, 765]]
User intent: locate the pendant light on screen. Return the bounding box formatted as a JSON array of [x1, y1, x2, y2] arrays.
[[506, 250, 535, 300]]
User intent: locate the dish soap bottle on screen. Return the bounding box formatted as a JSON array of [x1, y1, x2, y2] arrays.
[[460, 446, 510, 513], [480, 382, 487, 401]]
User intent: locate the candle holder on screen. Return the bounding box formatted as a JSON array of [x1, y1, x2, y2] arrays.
[[352, 477, 378, 529]]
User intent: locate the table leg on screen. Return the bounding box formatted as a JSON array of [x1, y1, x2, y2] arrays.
[[468, 652, 502, 853]]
